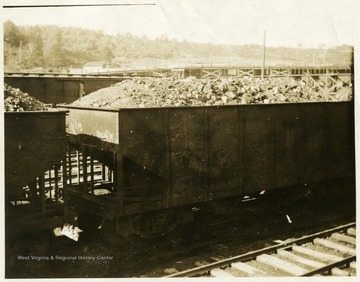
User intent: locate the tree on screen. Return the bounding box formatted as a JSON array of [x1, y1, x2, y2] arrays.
[[3, 20, 26, 69], [4, 20, 24, 46], [101, 46, 115, 64], [97, 37, 115, 63], [25, 26, 44, 67], [43, 29, 65, 68]]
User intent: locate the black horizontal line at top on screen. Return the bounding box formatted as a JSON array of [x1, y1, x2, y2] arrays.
[[3, 3, 156, 8]]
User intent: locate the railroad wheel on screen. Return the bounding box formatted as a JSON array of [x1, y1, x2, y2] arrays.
[[135, 208, 192, 238], [138, 212, 176, 238], [100, 217, 136, 246], [78, 211, 102, 232]]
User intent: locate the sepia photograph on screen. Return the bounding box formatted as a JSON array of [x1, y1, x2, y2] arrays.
[[2, 0, 357, 279]]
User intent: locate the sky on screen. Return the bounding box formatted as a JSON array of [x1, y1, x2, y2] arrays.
[[1, 0, 358, 48]]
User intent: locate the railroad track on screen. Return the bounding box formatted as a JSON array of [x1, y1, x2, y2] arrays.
[[165, 222, 356, 277]]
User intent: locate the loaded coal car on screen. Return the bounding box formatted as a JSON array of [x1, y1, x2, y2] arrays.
[[60, 100, 355, 245], [4, 84, 68, 235]]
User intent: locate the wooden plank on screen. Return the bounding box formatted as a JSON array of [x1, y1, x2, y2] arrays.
[[231, 262, 267, 277], [201, 69, 220, 79], [347, 228, 356, 237], [271, 69, 290, 77], [277, 249, 326, 268], [331, 267, 350, 276], [256, 254, 308, 276], [292, 246, 343, 263], [211, 268, 234, 277], [331, 233, 356, 245], [237, 69, 254, 77], [313, 238, 356, 255]]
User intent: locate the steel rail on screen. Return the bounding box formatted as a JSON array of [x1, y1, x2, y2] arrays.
[[301, 255, 356, 277], [165, 222, 355, 277]]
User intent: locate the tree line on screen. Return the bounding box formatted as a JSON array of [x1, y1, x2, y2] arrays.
[[3, 20, 353, 72]]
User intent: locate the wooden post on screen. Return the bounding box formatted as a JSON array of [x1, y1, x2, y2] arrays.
[[39, 175, 46, 218], [116, 112, 123, 211], [102, 164, 106, 181], [82, 149, 88, 192], [55, 165, 59, 202], [29, 179, 38, 206], [90, 151, 94, 194], [62, 158, 68, 202], [68, 149, 72, 186], [48, 169, 52, 200], [261, 31, 266, 79], [76, 150, 80, 184]]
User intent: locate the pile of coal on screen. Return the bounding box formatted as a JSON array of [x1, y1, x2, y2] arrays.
[[70, 76, 353, 109], [4, 83, 49, 112]]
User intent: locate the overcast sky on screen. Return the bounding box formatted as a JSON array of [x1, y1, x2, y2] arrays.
[[1, 0, 357, 48]]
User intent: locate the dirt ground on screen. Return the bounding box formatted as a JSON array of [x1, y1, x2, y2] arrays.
[[5, 182, 355, 278]]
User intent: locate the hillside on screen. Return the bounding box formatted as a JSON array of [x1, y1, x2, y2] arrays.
[[4, 20, 353, 72]]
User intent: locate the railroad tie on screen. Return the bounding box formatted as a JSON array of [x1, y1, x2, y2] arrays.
[[211, 268, 234, 277], [194, 261, 208, 267], [164, 268, 178, 275], [331, 267, 350, 276], [347, 228, 356, 237], [210, 256, 226, 262], [292, 245, 343, 263], [331, 233, 356, 245], [313, 238, 356, 256], [277, 249, 326, 269], [231, 262, 267, 277], [256, 254, 308, 276]]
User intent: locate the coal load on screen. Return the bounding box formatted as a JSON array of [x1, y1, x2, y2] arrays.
[[70, 76, 353, 109], [4, 83, 48, 111]]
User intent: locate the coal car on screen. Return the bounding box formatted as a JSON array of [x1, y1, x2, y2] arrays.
[[5, 110, 68, 234], [60, 101, 355, 244]]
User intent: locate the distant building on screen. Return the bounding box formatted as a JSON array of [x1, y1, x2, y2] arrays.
[[83, 61, 106, 73]]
